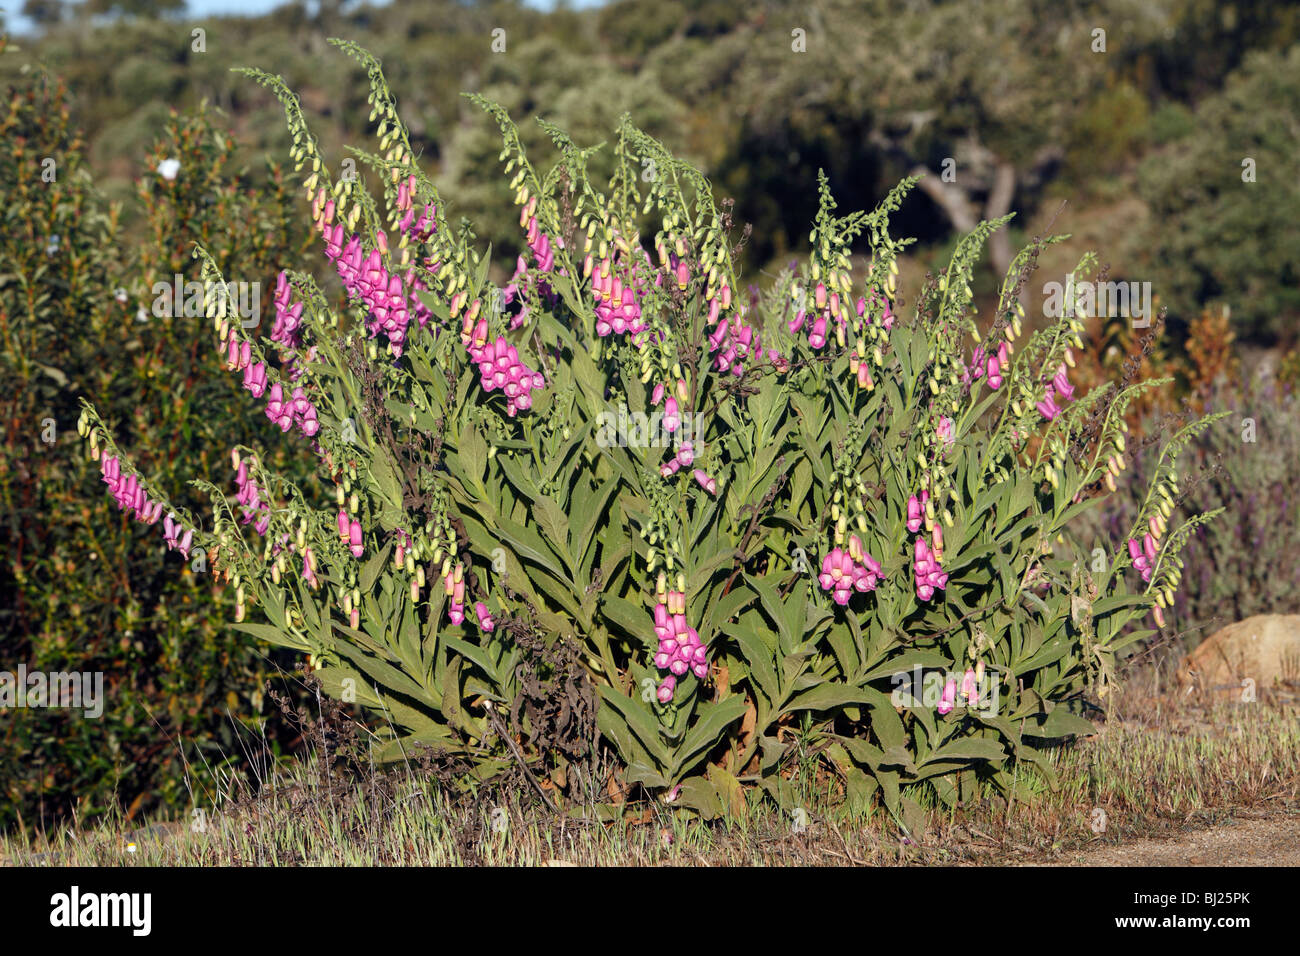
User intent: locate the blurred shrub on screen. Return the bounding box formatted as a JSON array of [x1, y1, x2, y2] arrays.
[[1145, 101, 1197, 145], [1277, 349, 1300, 394], [0, 50, 314, 831], [1064, 82, 1150, 179], [1101, 358, 1299, 649]]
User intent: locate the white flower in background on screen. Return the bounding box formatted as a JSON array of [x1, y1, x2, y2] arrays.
[[156, 158, 180, 181], [115, 288, 129, 304]]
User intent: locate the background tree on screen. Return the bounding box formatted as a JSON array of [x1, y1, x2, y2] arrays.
[[1134, 44, 1300, 345]]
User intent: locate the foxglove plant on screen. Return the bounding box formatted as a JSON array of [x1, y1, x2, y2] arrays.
[[76, 43, 1220, 827]]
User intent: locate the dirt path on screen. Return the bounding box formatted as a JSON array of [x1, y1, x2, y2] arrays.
[[1034, 813, 1300, 866]]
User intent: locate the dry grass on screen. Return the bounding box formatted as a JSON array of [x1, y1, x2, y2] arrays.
[[3, 670, 1296, 867]]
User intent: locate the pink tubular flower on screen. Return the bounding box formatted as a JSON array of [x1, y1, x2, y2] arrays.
[[242, 361, 268, 398], [591, 243, 651, 339], [807, 315, 828, 350], [936, 415, 955, 449], [652, 596, 708, 696], [163, 514, 182, 551], [961, 668, 979, 707], [913, 537, 948, 602], [264, 383, 294, 432], [937, 676, 958, 715], [663, 397, 680, 433], [474, 601, 495, 632], [348, 519, 364, 559], [234, 459, 271, 535], [444, 563, 466, 626], [692, 469, 717, 495], [1036, 385, 1062, 422], [468, 334, 545, 417], [986, 355, 1003, 390], [876, 294, 895, 330], [906, 489, 929, 534], [818, 546, 883, 605], [1128, 537, 1153, 582], [706, 299, 778, 377], [657, 675, 677, 704], [1052, 363, 1075, 402]]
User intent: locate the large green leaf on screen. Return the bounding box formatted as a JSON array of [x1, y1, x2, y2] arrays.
[[673, 694, 747, 776]]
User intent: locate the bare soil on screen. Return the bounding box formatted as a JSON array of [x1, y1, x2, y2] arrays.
[[1034, 812, 1300, 867]]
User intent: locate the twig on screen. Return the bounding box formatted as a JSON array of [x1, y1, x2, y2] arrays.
[[485, 709, 558, 814]]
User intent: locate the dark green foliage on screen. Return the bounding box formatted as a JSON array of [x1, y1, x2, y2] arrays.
[[1136, 45, 1300, 344], [0, 54, 315, 831]]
